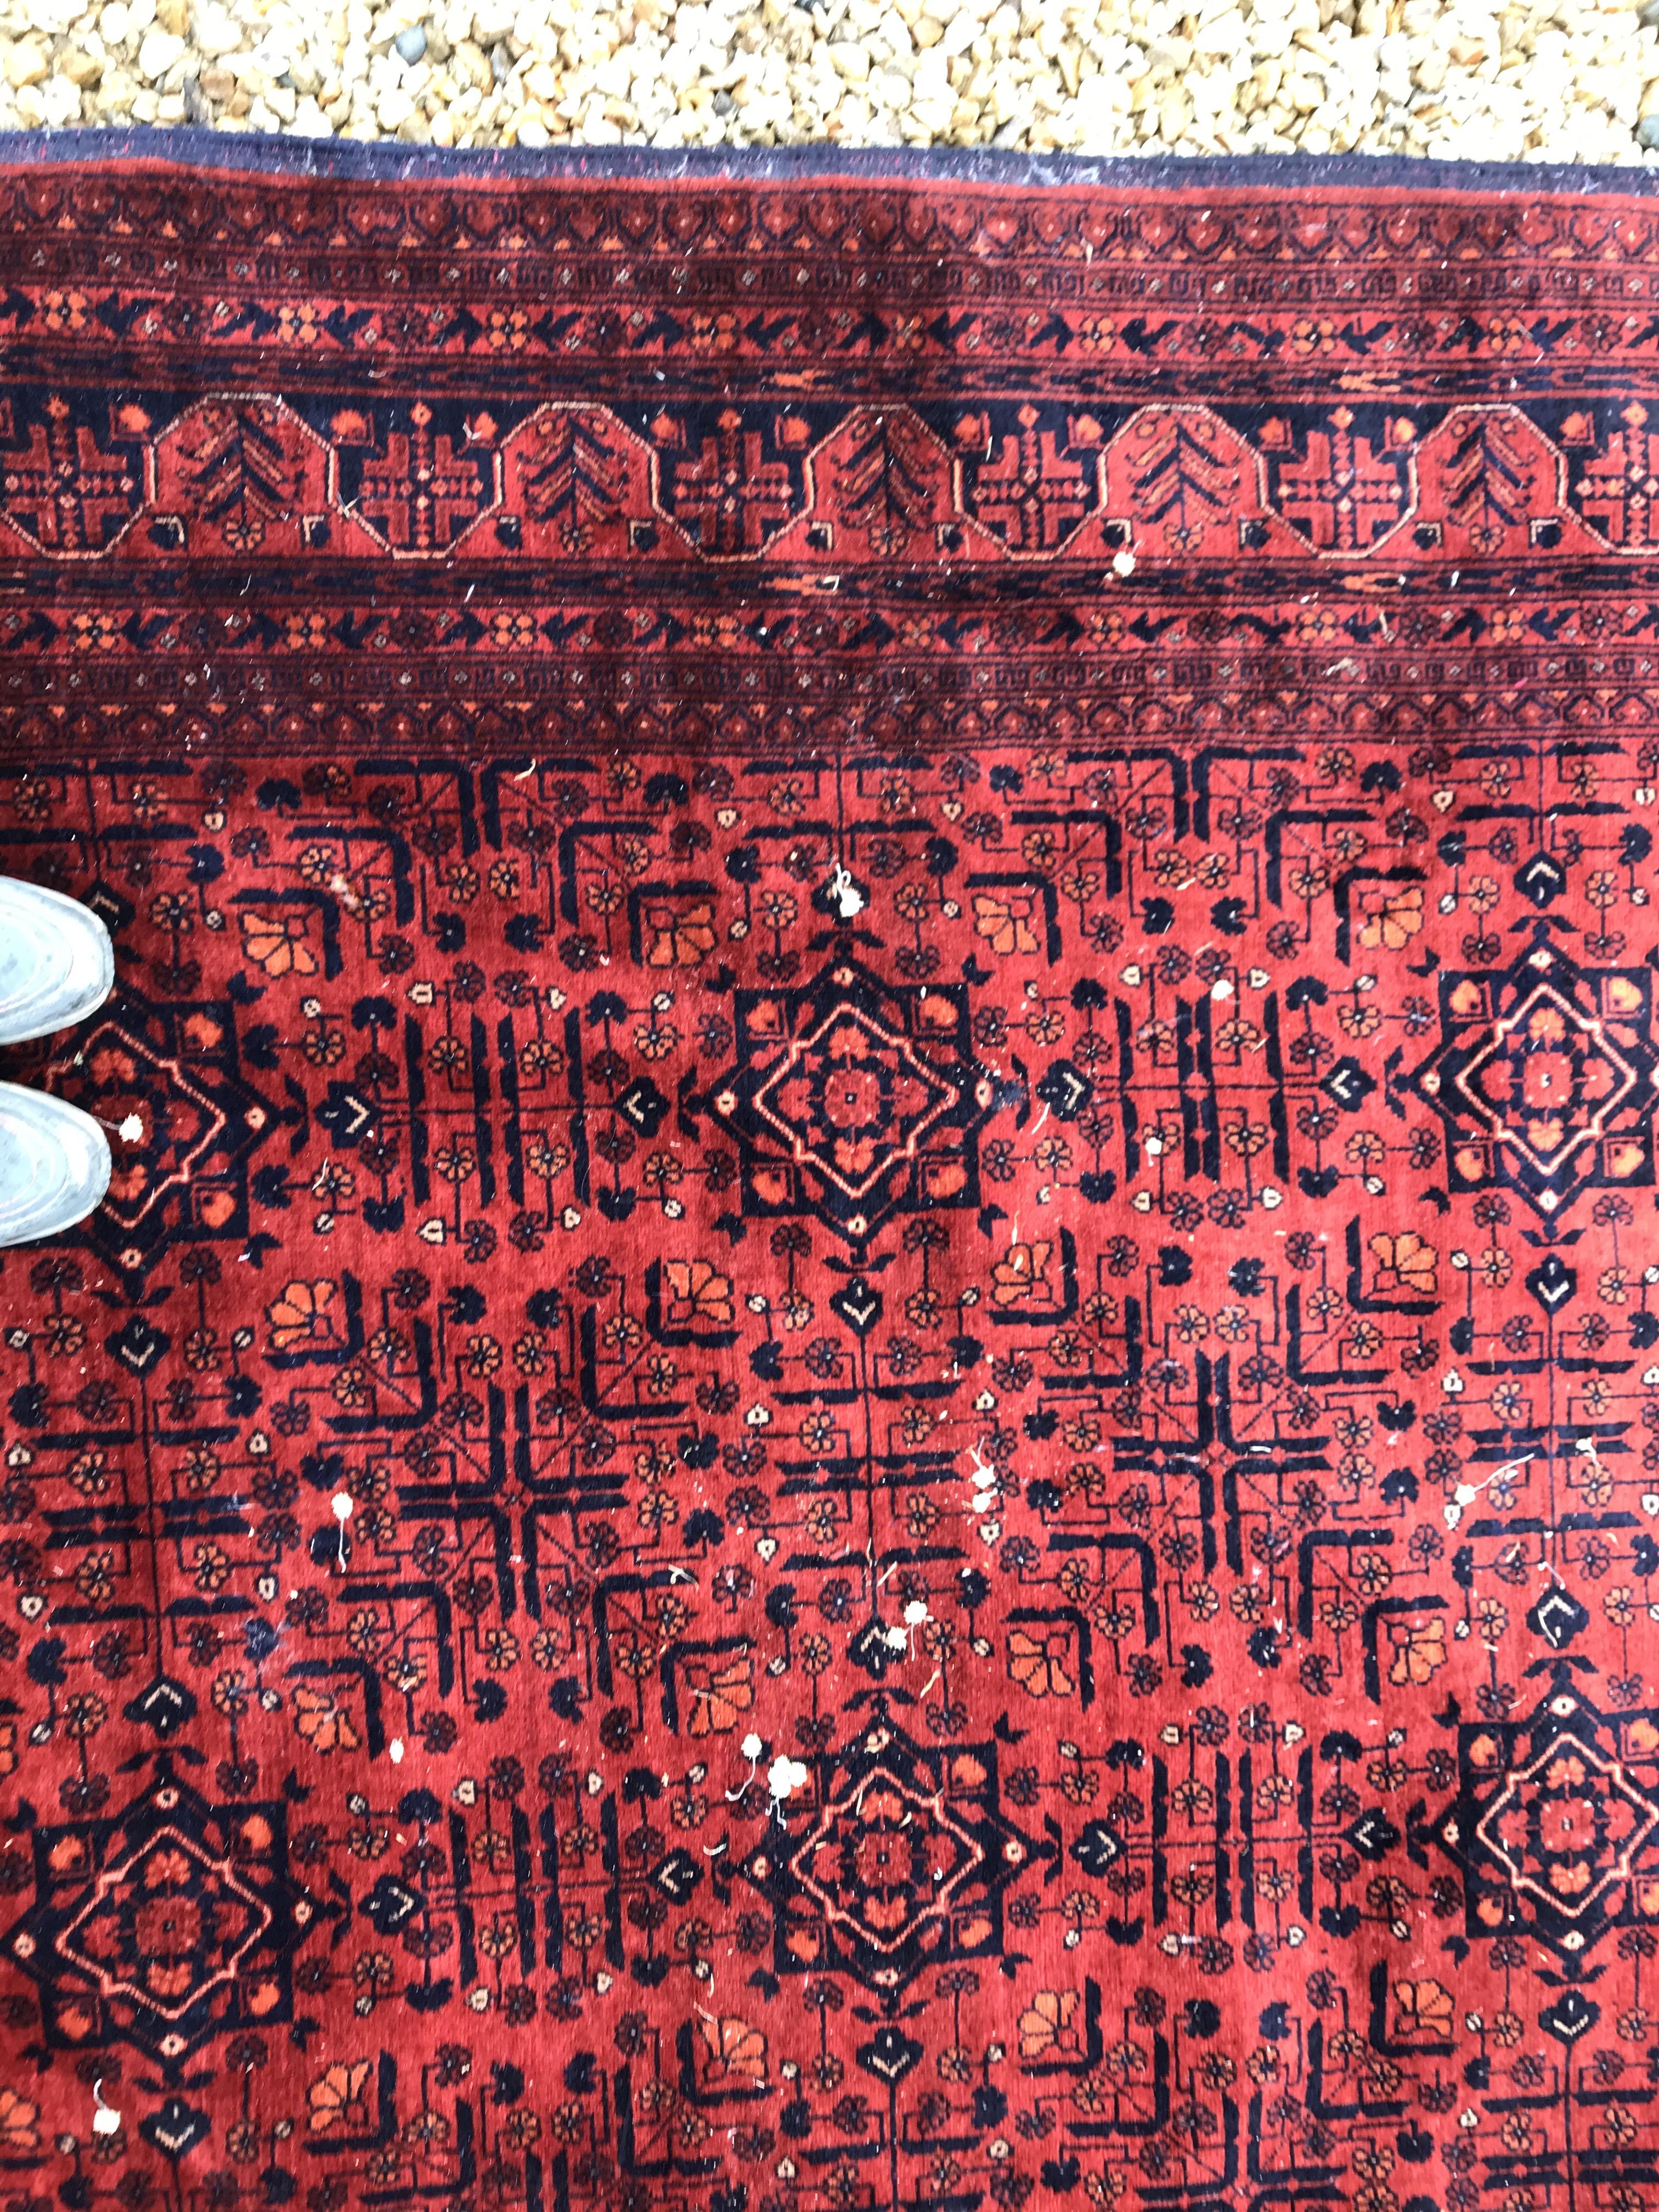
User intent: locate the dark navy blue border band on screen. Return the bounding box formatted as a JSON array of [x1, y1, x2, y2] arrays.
[[0, 125, 1657, 195]]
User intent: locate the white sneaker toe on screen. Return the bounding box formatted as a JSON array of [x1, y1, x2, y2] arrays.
[[0, 878, 115, 1045], [0, 1084, 111, 1245]]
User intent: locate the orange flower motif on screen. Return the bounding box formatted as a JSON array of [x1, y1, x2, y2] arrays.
[[1007, 1626, 1073, 1699], [1369, 1231, 1437, 1296], [684, 1654, 755, 1737], [972, 889, 1040, 957], [144, 1847, 193, 1889], [240, 910, 319, 977], [89, 1044, 138, 1086], [1018, 1990, 1079, 2059], [308, 2061, 373, 2134], [294, 1686, 361, 1756], [662, 1259, 735, 1330], [1392, 1979, 1454, 2038], [1386, 1617, 1447, 1687], [644, 899, 717, 968], [0, 2089, 38, 2152], [1356, 882, 1424, 951], [992, 1240, 1053, 1308], [697, 2014, 768, 2085], [266, 1278, 338, 1351]]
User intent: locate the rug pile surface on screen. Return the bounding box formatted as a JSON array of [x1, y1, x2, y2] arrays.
[[0, 138, 1657, 2212]]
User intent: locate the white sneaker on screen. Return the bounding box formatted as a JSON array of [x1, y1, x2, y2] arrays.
[[0, 1084, 111, 1245], [0, 878, 114, 1045]]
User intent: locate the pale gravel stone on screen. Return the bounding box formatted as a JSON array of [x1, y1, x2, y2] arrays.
[[0, 0, 1651, 158], [136, 25, 184, 74], [4, 38, 49, 85]]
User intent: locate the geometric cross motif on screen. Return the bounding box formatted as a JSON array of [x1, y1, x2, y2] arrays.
[[329, 399, 504, 555], [952, 402, 1103, 555], [1257, 403, 1415, 550]]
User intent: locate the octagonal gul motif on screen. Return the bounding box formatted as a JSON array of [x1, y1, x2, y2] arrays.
[[55, 990, 279, 1279], [706, 953, 992, 1240], [1407, 930, 1659, 1215], [5, 1763, 308, 2066], [737, 1707, 1036, 1992], [58, 1826, 273, 2023], [1435, 1675, 1659, 1963]]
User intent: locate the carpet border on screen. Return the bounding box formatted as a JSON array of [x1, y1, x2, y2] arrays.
[[1, 123, 1658, 197]]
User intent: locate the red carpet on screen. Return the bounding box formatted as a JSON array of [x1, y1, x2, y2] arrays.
[[1, 138, 1658, 2212]]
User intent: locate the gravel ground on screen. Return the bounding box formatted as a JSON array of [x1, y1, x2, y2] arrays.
[[0, 0, 1656, 164]]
